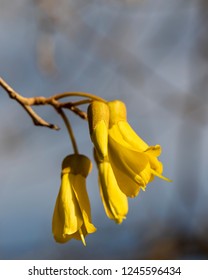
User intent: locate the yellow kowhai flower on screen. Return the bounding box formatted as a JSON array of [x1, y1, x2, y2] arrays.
[[108, 100, 171, 198], [52, 154, 96, 246], [88, 101, 128, 223]]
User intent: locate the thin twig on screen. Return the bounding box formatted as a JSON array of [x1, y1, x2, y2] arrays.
[[0, 77, 59, 130], [25, 104, 59, 129], [61, 103, 88, 119], [51, 91, 106, 103]]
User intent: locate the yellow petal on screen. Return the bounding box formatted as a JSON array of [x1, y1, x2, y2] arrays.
[[62, 174, 83, 235], [108, 135, 149, 175], [52, 174, 83, 243], [98, 161, 128, 223], [109, 157, 141, 197], [72, 175, 97, 234], [88, 101, 109, 160], [111, 121, 149, 151], [63, 228, 86, 245], [108, 136, 152, 197], [91, 120, 108, 160], [108, 100, 127, 127]]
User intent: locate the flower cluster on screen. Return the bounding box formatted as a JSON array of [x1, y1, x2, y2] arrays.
[[52, 99, 170, 245], [0, 78, 171, 246]]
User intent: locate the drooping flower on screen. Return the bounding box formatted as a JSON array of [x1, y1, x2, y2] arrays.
[[88, 101, 128, 223], [52, 154, 96, 246], [107, 100, 171, 198], [87, 99, 170, 222]]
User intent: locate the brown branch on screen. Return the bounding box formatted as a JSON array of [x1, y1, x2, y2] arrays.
[[61, 102, 88, 120], [0, 77, 59, 130], [24, 104, 59, 129], [0, 77, 90, 130]]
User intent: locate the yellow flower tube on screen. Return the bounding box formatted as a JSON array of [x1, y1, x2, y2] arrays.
[[52, 154, 96, 246]]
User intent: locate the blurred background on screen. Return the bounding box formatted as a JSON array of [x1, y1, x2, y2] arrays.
[[0, 0, 208, 260]]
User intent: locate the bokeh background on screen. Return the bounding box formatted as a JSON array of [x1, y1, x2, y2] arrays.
[[0, 0, 208, 260]]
